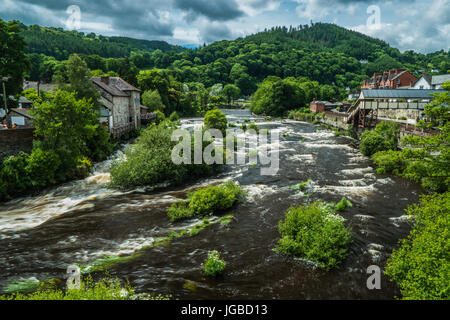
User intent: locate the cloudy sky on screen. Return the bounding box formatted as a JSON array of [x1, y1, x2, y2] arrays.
[[0, 0, 449, 53]]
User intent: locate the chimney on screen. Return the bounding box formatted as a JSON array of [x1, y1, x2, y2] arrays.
[[100, 76, 110, 85]]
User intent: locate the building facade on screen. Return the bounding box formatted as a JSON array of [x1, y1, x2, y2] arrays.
[[413, 74, 450, 90], [362, 69, 418, 89], [91, 77, 142, 138]]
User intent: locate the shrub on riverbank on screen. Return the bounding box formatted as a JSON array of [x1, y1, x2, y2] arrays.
[[385, 192, 450, 300], [276, 201, 352, 270], [110, 121, 222, 189], [360, 121, 399, 157], [203, 250, 226, 277], [167, 181, 245, 221]]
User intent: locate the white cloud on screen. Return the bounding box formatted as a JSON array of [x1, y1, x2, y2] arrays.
[[173, 27, 200, 43]]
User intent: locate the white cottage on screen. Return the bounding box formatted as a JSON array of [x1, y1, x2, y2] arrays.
[[413, 74, 450, 90]]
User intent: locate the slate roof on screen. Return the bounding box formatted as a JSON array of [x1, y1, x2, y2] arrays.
[[9, 108, 33, 119], [431, 74, 450, 85], [91, 77, 140, 97], [361, 89, 445, 99]]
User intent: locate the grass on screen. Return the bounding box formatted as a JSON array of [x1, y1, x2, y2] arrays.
[[290, 179, 313, 192]]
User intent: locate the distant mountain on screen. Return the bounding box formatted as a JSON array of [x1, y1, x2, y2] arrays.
[[19, 23, 185, 60], [182, 44, 202, 50]]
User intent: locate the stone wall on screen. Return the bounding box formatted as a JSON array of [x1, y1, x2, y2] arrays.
[[0, 128, 35, 162], [376, 109, 422, 121], [321, 112, 352, 130]]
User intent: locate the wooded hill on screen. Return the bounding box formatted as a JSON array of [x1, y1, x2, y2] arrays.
[[18, 21, 450, 93], [20, 23, 184, 60]]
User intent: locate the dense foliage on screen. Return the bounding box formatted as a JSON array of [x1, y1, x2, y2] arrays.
[[21, 23, 182, 60], [360, 121, 400, 157], [203, 109, 228, 134], [0, 88, 114, 201], [109, 121, 222, 189], [203, 250, 226, 277], [167, 181, 245, 221], [0, 19, 30, 107], [385, 192, 449, 300], [276, 201, 352, 270]]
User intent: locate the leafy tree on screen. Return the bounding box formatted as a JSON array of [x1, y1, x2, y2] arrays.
[[0, 19, 30, 107], [360, 121, 400, 157], [204, 109, 227, 134], [137, 69, 170, 107], [63, 54, 100, 105], [141, 90, 165, 112], [385, 192, 450, 300], [222, 84, 240, 104], [29, 90, 98, 178], [251, 77, 306, 116]]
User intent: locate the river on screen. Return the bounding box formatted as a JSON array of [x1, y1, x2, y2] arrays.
[[0, 109, 422, 299]]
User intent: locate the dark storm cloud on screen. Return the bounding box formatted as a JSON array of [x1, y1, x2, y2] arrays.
[[1, 0, 174, 37], [174, 0, 244, 21]]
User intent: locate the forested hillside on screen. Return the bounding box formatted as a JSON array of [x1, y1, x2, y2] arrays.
[[20, 24, 184, 60], [20, 22, 450, 94]]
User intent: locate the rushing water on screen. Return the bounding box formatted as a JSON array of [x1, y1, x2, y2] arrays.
[[0, 109, 422, 299]]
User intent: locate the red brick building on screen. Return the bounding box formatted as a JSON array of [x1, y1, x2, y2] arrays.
[[309, 100, 326, 113], [362, 69, 418, 89]]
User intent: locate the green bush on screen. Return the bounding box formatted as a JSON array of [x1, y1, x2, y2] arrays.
[[203, 250, 226, 277], [0, 152, 32, 200], [75, 156, 93, 179], [169, 111, 180, 122], [26, 148, 61, 188], [110, 122, 221, 189], [276, 201, 352, 270], [335, 197, 352, 212], [372, 150, 407, 174], [167, 200, 193, 222], [385, 192, 450, 300], [0, 275, 134, 300], [167, 181, 245, 221], [154, 110, 165, 124], [360, 121, 399, 157], [189, 181, 244, 216], [204, 109, 228, 134]]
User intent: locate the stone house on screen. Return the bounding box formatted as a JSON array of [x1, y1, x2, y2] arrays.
[[91, 77, 142, 138]]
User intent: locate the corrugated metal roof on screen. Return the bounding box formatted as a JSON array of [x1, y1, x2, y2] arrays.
[[431, 74, 450, 85], [361, 89, 445, 99]]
